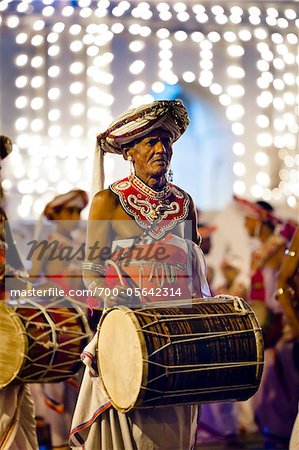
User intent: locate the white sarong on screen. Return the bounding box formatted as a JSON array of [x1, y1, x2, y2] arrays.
[[0, 384, 38, 450], [69, 333, 199, 450]]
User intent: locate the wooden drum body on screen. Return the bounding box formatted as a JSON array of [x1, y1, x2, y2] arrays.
[[97, 296, 264, 412], [0, 297, 91, 388]]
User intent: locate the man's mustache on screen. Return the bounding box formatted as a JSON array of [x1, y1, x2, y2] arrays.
[[150, 155, 168, 163]]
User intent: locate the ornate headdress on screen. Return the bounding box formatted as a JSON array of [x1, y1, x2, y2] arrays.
[[233, 195, 282, 226], [44, 189, 88, 219], [97, 99, 189, 154], [92, 100, 190, 195]]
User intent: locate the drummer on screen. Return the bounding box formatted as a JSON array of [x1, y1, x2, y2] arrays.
[[277, 226, 299, 448], [29, 188, 88, 293], [236, 196, 299, 443], [235, 197, 285, 317], [255, 225, 299, 444], [29, 190, 88, 450], [0, 135, 38, 450], [70, 99, 211, 449]]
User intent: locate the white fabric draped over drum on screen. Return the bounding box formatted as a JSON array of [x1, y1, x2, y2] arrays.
[[69, 333, 199, 450]]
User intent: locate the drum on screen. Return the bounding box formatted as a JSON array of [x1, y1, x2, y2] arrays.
[[97, 296, 264, 412], [0, 297, 91, 388]]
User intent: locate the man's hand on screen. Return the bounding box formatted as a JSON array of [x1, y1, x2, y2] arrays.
[[104, 284, 141, 308]]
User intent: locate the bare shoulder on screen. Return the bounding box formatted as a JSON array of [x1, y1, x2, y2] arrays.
[[89, 188, 118, 220], [93, 188, 117, 203]]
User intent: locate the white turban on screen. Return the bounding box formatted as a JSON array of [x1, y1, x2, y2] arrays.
[[97, 99, 190, 154], [44, 189, 88, 219], [91, 99, 189, 196]]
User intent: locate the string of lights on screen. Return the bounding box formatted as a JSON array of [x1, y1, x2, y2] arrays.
[[0, 1, 298, 217]]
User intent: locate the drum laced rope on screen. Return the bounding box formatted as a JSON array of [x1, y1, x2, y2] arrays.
[[126, 298, 262, 399], [9, 297, 91, 382], [140, 381, 259, 401], [138, 326, 261, 358], [138, 356, 263, 402]]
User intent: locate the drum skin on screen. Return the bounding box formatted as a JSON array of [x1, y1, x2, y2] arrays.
[[97, 296, 264, 412], [0, 298, 91, 386], [0, 302, 26, 388]]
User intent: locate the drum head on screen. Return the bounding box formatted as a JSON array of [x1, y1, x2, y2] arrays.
[[0, 303, 26, 388], [98, 308, 146, 412]]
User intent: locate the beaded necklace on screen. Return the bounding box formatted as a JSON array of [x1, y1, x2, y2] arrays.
[[110, 176, 190, 239]]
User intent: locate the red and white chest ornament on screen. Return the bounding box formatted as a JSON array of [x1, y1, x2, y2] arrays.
[[110, 176, 190, 239]]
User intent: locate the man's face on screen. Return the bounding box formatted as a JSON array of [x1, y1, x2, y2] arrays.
[[51, 206, 82, 233], [61, 206, 82, 221], [126, 129, 173, 178]]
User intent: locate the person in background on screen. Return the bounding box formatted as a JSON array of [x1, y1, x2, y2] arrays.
[[255, 224, 299, 447], [205, 200, 251, 298], [0, 135, 38, 450], [237, 196, 299, 445], [279, 227, 299, 450], [197, 221, 217, 284], [29, 190, 88, 450], [276, 226, 299, 339], [29, 189, 88, 295], [235, 198, 284, 342], [196, 249, 244, 444], [214, 254, 248, 299]]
